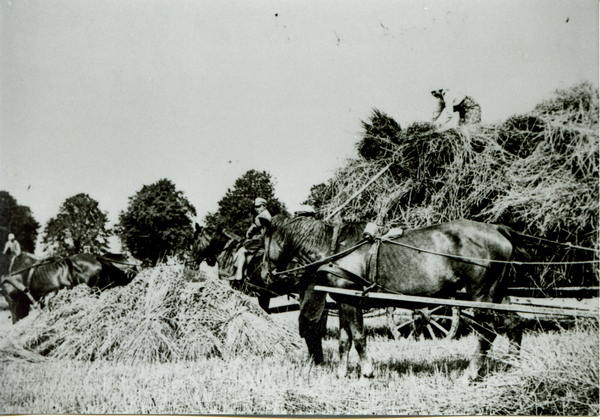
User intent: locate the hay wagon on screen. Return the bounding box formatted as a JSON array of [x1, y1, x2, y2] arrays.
[[258, 283, 597, 341], [312, 285, 599, 341]]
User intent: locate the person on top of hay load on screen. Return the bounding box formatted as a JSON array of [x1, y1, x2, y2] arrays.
[[431, 88, 481, 128], [229, 197, 272, 282], [3, 233, 22, 273]]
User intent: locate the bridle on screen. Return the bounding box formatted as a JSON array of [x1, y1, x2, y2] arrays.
[[261, 224, 363, 286]]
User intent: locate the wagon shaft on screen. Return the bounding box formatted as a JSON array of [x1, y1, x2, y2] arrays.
[[314, 286, 599, 318]]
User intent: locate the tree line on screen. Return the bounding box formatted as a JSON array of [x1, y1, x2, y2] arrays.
[[1, 170, 288, 266], [0, 114, 425, 266]]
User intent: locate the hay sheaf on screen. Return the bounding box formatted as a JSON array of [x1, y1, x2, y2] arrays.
[[319, 82, 598, 289], [2, 264, 301, 363]]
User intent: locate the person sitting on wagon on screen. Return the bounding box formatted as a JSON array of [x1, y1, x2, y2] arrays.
[[431, 88, 481, 128], [229, 197, 272, 282], [3, 233, 21, 273]]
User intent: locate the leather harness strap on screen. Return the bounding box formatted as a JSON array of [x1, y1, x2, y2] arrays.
[[317, 231, 390, 293], [317, 262, 372, 289], [365, 238, 381, 285], [330, 224, 341, 254]]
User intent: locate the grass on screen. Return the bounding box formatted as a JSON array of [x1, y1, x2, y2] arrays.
[[1, 318, 597, 415], [1, 260, 597, 415]]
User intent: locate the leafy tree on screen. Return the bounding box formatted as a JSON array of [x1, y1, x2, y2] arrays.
[[42, 193, 111, 256], [0, 191, 40, 253], [116, 179, 196, 265], [205, 170, 288, 236]]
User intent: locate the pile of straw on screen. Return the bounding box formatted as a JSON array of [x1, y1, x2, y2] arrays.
[[2, 263, 301, 363], [318, 82, 598, 289]]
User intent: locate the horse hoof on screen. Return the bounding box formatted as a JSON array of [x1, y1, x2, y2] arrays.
[[460, 370, 482, 385], [361, 367, 374, 379]]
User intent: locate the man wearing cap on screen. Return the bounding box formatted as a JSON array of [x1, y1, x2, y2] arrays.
[[294, 204, 316, 218], [3, 233, 21, 273], [431, 89, 481, 128], [229, 197, 272, 282]]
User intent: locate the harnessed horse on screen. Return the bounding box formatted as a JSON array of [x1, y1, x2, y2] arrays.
[[191, 223, 299, 312], [262, 217, 525, 381], [1, 252, 138, 323]]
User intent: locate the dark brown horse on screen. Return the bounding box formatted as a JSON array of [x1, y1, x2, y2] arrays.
[[191, 223, 300, 312], [262, 217, 525, 381], [255, 215, 369, 362], [1, 252, 137, 323], [99, 252, 140, 284]]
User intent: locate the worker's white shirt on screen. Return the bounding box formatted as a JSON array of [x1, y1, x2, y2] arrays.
[[434, 90, 467, 129]]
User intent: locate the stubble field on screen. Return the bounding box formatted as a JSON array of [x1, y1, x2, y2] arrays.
[[0, 288, 597, 416]]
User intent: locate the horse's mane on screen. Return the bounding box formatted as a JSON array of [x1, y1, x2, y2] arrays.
[[269, 215, 366, 256]]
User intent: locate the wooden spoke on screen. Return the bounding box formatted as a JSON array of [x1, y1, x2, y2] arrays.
[[387, 305, 462, 341], [430, 319, 450, 335], [426, 324, 436, 339]]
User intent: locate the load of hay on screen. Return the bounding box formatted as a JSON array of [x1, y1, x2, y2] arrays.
[[2, 263, 301, 363], [315, 82, 598, 290]]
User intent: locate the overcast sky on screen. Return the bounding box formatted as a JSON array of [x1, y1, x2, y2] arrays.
[[1, 0, 598, 252]]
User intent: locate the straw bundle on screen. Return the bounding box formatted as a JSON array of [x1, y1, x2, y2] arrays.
[[2, 263, 301, 363], [319, 82, 598, 289]]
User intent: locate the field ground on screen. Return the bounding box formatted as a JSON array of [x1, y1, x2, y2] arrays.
[[0, 291, 598, 416]]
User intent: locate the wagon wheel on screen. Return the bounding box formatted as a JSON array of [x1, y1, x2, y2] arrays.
[[387, 305, 461, 340]]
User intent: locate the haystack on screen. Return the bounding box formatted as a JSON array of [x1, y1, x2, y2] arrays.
[[1, 263, 301, 363], [318, 82, 598, 289]]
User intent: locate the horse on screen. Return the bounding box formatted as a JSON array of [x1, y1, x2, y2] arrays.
[[191, 223, 299, 312], [248, 215, 370, 361], [1, 252, 137, 323], [262, 217, 525, 381], [97, 252, 140, 284]]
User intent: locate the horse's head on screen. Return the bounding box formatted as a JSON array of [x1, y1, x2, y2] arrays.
[[191, 224, 216, 266], [100, 252, 140, 283], [261, 215, 332, 284], [191, 223, 236, 267]]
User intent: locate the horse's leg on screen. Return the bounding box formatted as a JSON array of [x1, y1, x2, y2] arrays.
[[298, 283, 327, 364], [463, 308, 497, 381], [13, 299, 30, 324], [341, 302, 374, 378], [2, 282, 30, 324], [500, 298, 523, 357], [258, 295, 270, 313], [337, 302, 353, 378], [7, 294, 29, 324], [505, 316, 523, 357]]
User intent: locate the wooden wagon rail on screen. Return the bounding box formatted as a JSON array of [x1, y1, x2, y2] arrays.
[[314, 286, 599, 318]]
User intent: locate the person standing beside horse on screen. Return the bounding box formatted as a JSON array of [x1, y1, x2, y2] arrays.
[[229, 197, 272, 282], [431, 88, 481, 129], [3, 233, 22, 273]]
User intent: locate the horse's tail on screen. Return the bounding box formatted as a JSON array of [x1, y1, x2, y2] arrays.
[[496, 225, 543, 261]]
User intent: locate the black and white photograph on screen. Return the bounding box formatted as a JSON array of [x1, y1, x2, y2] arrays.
[[0, 0, 598, 415]]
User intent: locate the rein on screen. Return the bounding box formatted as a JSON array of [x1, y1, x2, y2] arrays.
[[270, 239, 370, 276], [382, 238, 600, 266]]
